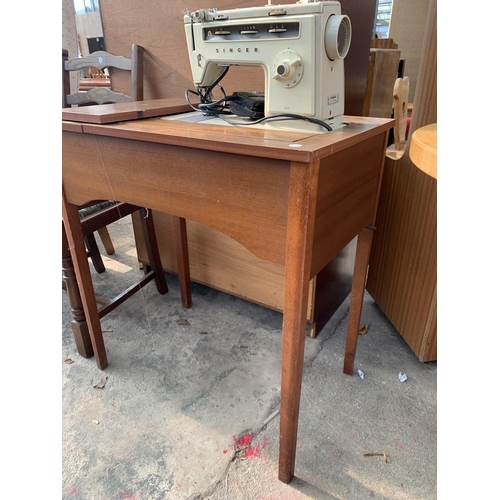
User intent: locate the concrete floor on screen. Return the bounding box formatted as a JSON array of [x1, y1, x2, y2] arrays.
[[62, 215, 437, 500]]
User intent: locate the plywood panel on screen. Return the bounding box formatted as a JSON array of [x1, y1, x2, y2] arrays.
[[134, 212, 286, 310], [99, 0, 265, 101]]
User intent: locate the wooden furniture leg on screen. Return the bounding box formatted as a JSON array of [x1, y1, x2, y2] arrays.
[[97, 226, 115, 255], [63, 197, 172, 369], [139, 208, 168, 294], [343, 227, 375, 375], [278, 161, 320, 484], [173, 216, 192, 308], [62, 222, 94, 358], [84, 233, 106, 273], [63, 192, 109, 369]]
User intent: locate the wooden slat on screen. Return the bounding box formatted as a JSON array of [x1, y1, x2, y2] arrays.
[[67, 87, 132, 105], [65, 50, 132, 71]]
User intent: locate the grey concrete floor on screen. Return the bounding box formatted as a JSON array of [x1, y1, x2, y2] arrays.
[[62, 215, 437, 500]]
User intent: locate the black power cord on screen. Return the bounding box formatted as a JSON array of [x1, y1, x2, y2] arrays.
[[217, 113, 333, 131], [184, 67, 334, 132]]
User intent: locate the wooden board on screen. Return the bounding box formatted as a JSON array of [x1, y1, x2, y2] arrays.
[[363, 49, 401, 118], [132, 212, 308, 315], [62, 97, 191, 123]]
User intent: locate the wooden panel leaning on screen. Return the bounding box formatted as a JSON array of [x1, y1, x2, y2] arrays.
[[363, 48, 402, 119]]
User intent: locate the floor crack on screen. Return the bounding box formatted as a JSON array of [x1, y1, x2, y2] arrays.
[[188, 303, 350, 500]]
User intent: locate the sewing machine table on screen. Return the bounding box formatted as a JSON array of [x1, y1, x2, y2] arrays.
[[62, 98, 393, 484]]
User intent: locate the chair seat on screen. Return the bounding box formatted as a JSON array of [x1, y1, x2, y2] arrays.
[[78, 200, 118, 218]]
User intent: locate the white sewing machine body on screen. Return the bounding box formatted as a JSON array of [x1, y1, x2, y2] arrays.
[[184, 1, 351, 128]]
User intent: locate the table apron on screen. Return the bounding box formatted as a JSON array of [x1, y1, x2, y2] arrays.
[[63, 131, 291, 265]]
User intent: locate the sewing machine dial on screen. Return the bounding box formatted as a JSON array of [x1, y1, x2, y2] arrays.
[[272, 49, 303, 88]]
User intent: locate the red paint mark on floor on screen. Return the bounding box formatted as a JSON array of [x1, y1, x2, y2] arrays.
[[233, 433, 253, 447], [233, 433, 268, 458], [62, 487, 79, 496], [223, 449, 228, 454]]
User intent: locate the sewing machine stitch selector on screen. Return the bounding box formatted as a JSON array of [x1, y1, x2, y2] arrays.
[[273, 49, 303, 88]]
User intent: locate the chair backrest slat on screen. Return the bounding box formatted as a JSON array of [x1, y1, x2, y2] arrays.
[[66, 87, 132, 106], [63, 44, 144, 107], [64, 51, 132, 72]]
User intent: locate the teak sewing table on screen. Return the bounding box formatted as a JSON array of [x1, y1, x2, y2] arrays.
[[62, 98, 393, 484]]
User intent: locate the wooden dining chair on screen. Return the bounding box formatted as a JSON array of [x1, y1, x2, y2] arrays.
[[62, 46, 192, 366], [63, 44, 144, 105], [63, 45, 144, 272]]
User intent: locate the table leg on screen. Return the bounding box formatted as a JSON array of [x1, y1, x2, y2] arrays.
[[173, 216, 192, 309], [343, 227, 375, 375], [278, 161, 320, 484], [139, 208, 168, 295], [62, 192, 109, 370], [62, 222, 94, 358]]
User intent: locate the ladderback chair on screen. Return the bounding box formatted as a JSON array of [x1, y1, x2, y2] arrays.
[[62, 46, 193, 367], [63, 45, 144, 272], [64, 44, 144, 105]]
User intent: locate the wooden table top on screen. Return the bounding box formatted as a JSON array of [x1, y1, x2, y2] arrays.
[[62, 98, 394, 163], [409, 122, 437, 179]]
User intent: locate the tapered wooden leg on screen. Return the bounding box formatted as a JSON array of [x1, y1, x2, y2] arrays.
[[139, 208, 168, 295], [97, 226, 115, 255], [279, 161, 320, 484], [62, 222, 94, 358], [63, 192, 108, 370], [173, 216, 192, 309], [343, 227, 375, 375]]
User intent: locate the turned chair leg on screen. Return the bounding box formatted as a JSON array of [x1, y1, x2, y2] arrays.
[[62, 222, 94, 358]]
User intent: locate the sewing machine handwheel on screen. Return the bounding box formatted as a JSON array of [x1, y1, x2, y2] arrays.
[[325, 15, 351, 60]]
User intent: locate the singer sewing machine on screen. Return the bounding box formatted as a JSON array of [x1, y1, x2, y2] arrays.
[[183, 0, 351, 130]]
